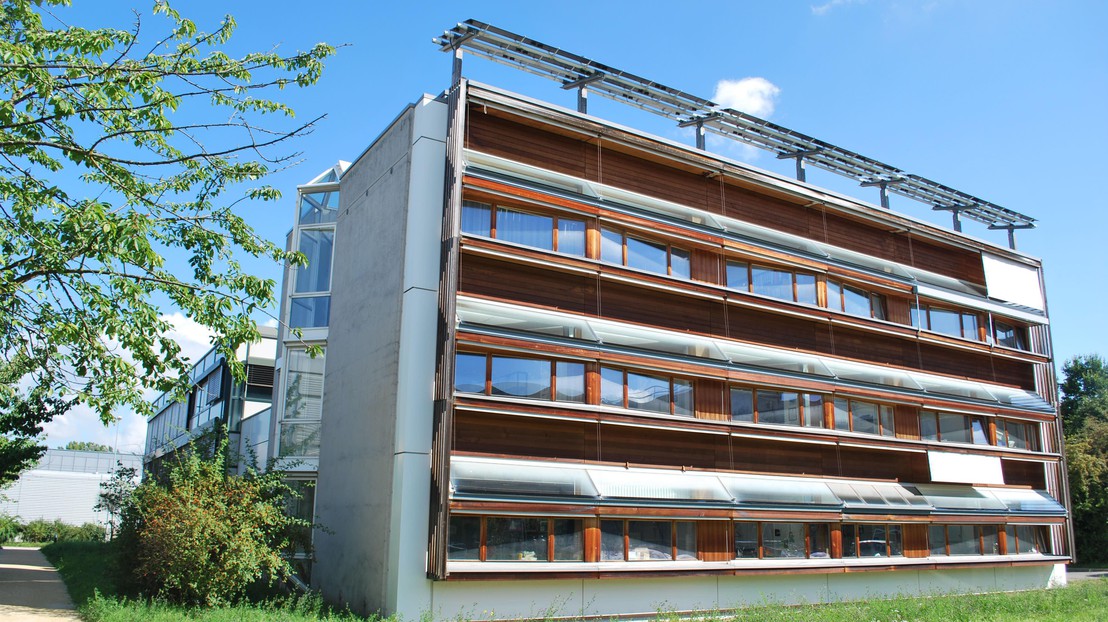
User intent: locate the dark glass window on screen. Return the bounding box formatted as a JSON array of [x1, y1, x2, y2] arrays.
[[734, 522, 759, 559], [726, 260, 750, 291], [491, 356, 551, 400], [555, 362, 586, 402], [995, 321, 1029, 350], [762, 523, 805, 558], [447, 516, 481, 560], [485, 517, 548, 561], [730, 388, 754, 423], [553, 519, 584, 561], [497, 207, 553, 250], [628, 521, 672, 560], [461, 201, 492, 237], [600, 520, 625, 561]]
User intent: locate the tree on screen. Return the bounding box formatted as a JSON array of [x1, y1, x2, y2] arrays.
[[95, 459, 137, 539], [1060, 354, 1108, 564], [118, 438, 310, 605], [63, 441, 112, 452], [0, 1, 333, 482]]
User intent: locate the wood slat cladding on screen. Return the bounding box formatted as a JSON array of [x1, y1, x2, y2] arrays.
[[599, 425, 732, 470], [692, 249, 723, 285], [466, 108, 989, 287], [837, 446, 930, 482], [902, 524, 929, 558], [727, 305, 834, 353], [455, 411, 596, 462], [894, 405, 921, 440], [601, 282, 726, 335], [1002, 459, 1047, 489], [886, 297, 913, 326], [695, 379, 728, 421], [697, 521, 733, 562], [459, 254, 598, 315]]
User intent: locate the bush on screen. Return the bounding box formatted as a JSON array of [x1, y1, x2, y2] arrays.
[[117, 437, 310, 605], [19, 518, 106, 543], [21, 518, 55, 542], [0, 513, 20, 543]]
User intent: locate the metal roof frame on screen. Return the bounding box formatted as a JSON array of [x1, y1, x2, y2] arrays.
[[435, 19, 1036, 248]]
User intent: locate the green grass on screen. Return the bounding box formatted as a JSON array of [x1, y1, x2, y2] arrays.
[[42, 542, 1108, 621], [2, 540, 51, 547]]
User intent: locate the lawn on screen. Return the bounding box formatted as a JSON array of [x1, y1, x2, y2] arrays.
[[42, 542, 1108, 622]]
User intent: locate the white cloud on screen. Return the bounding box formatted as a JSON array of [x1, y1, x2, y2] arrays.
[[712, 77, 781, 118], [812, 0, 867, 16], [161, 312, 215, 364]]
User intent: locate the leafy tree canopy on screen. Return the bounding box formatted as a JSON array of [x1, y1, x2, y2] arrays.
[[1061, 354, 1108, 435], [63, 440, 112, 452], [0, 0, 334, 478], [1060, 354, 1108, 564]]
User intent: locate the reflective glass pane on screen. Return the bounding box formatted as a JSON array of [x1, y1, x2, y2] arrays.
[[627, 371, 670, 413], [734, 522, 759, 559], [600, 228, 623, 264], [670, 248, 691, 279], [673, 379, 693, 417], [804, 394, 825, 428], [858, 524, 887, 557], [626, 236, 668, 275], [995, 322, 1028, 350], [842, 524, 857, 558], [485, 518, 547, 561], [1005, 525, 1016, 554], [827, 280, 843, 312], [982, 525, 999, 555], [879, 405, 896, 437], [295, 229, 334, 293], [454, 353, 486, 394], [553, 519, 584, 561], [871, 294, 887, 320], [555, 362, 585, 402], [497, 207, 553, 250], [758, 390, 799, 426], [920, 411, 939, 440], [888, 524, 903, 557], [448, 516, 481, 560], [834, 397, 851, 431], [279, 422, 320, 457], [961, 313, 979, 340], [461, 201, 492, 237], [285, 349, 325, 420], [929, 525, 947, 556], [731, 388, 754, 422], [939, 413, 971, 443], [676, 522, 697, 561], [843, 284, 870, 317], [628, 521, 671, 560], [796, 273, 817, 305], [910, 303, 922, 328], [299, 190, 339, 225], [727, 261, 749, 291], [809, 524, 830, 558], [852, 401, 879, 435], [762, 523, 805, 558], [929, 307, 962, 337], [948, 525, 979, 555], [289, 296, 330, 328], [724, 476, 839, 507], [601, 520, 624, 560], [557, 219, 586, 257], [751, 266, 794, 301], [970, 417, 989, 445], [600, 367, 624, 407], [491, 356, 550, 400], [589, 469, 731, 502]]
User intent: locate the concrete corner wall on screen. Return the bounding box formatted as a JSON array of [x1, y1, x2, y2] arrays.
[[313, 95, 446, 617]]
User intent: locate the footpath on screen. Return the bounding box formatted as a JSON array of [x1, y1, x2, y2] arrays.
[[0, 547, 81, 621]]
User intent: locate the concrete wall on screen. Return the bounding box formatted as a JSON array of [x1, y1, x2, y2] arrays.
[[427, 565, 1065, 620], [313, 95, 445, 617]]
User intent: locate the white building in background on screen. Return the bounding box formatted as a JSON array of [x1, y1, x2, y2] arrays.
[[0, 449, 141, 526]]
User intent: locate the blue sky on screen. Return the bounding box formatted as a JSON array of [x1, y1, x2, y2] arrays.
[[41, 1, 1108, 451]]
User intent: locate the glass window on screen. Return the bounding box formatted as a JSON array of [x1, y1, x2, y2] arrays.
[[758, 390, 799, 426], [284, 349, 325, 421], [673, 379, 694, 417], [858, 524, 888, 557], [461, 201, 492, 237], [834, 397, 851, 431], [827, 281, 843, 313], [734, 522, 759, 559], [490, 356, 551, 400], [289, 295, 330, 329], [995, 321, 1028, 350], [843, 284, 870, 317], [805, 394, 825, 428], [497, 208, 553, 251], [295, 229, 334, 293], [751, 266, 794, 301], [727, 261, 750, 291], [970, 416, 989, 445], [557, 219, 587, 257], [626, 236, 669, 276], [929, 307, 962, 337], [600, 367, 624, 407], [670, 248, 691, 279], [852, 401, 879, 435], [982, 525, 999, 555], [454, 353, 486, 394], [762, 523, 805, 558], [555, 362, 585, 403], [299, 189, 339, 225], [486, 517, 547, 561], [628, 521, 672, 560], [600, 520, 625, 561], [796, 273, 817, 305], [879, 405, 896, 437], [939, 412, 971, 444], [627, 371, 670, 414], [676, 522, 697, 561], [600, 228, 623, 264], [279, 422, 320, 457], [929, 525, 947, 556], [809, 524, 830, 558], [553, 519, 584, 561], [731, 388, 754, 422], [842, 524, 858, 558], [1009, 525, 1047, 554], [961, 313, 979, 340], [920, 411, 938, 440], [871, 294, 887, 320], [948, 525, 979, 556], [888, 524, 903, 557], [448, 516, 481, 560]]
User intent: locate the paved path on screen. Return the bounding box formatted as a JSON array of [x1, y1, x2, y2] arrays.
[[0, 547, 80, 621]]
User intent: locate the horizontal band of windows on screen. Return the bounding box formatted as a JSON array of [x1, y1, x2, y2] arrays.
[[456, 296, 1055, 415], [462, 153, 1045, 323]]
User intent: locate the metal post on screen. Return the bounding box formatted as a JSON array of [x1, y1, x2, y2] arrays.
[[695, 119, 705, 150], [795, 156, 806, 182], [451, 48, 463, 86], [1008, 227, 1017, 250], [879, 183, 890, 209], [952, 210, 962, 232], [577, 86, 588, 114]]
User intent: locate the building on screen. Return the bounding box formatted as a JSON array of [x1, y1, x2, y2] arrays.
[[265, 21, 1070, 620], [0, 449, 141, 527], [143, 327, 277, 475]]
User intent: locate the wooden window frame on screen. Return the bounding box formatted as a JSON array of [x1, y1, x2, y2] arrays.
[[920, 410, 992, 445], [826, 278, 887, 320], [834, 397, 896, 437], [600, 227, 690, 278], [601, 366, 694, 417], [911, 302, 985, 341], [462, 200, 589, 257], [601, 519, 697, 562], [995, 418, 1040, 451], [729, 385, 825, 429], [455, 352, 585, 404], [992, 318, 1031, 351]]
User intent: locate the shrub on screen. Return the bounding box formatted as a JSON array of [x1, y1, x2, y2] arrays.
[[17, 518, 106, 543], [21, 518, 55, 542], [0, 513, 20, 542], [117, 436, 310, 605]]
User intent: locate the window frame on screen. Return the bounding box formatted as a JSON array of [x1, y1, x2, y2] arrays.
[[995, 418, 1040, 451], [993, 319, 1030, 351], [911, 302, 983, 341], [832, 397, 896, 437], [601, 366, 694, 417], [461, 200, 589, 257], [920, 410, 991, 445], [600, 227, 690, 279], [454, 352, 586, 405], [826, 278, 887, 320], [727, 260, 817, 306], [730, 385, 825, 429], [601, 519, 698, 562]]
